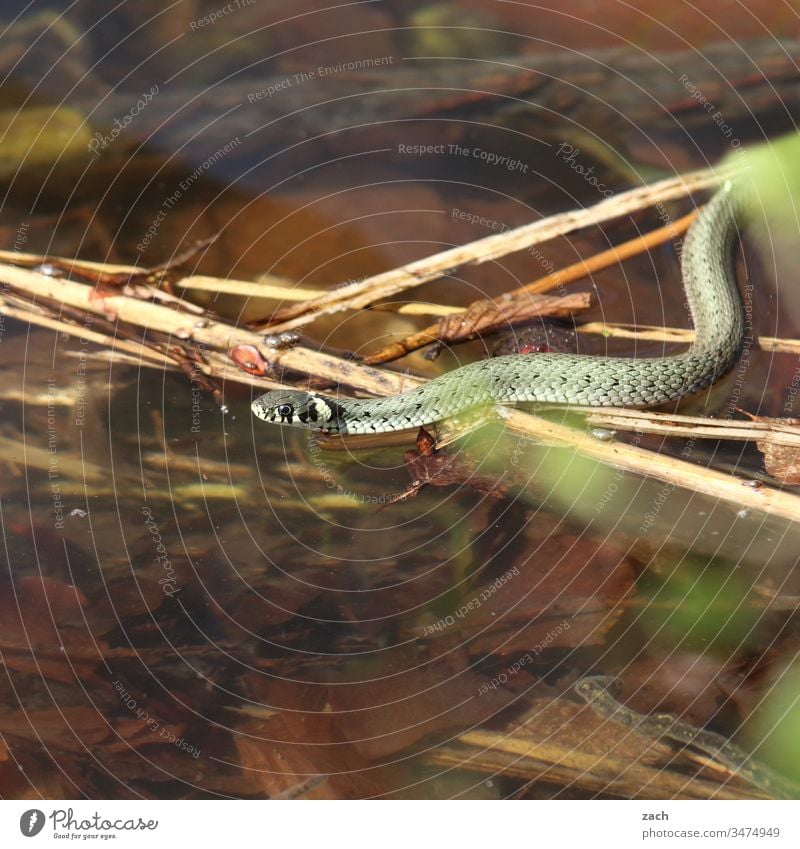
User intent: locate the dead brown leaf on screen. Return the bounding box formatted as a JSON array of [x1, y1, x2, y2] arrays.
[[391, 439, 510, 503], [431, 293, 590, 350], [459, 533, 636, 657], [0, 707, 109, 752], [235, 711, 385, 799], [365, 292, 589, 365], [758, 436, 800, 484], [327, 646, 516, 761], [740, 412, 800, 484]]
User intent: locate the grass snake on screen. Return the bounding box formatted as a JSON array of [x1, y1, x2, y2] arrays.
[[252, 182, 746, 435]]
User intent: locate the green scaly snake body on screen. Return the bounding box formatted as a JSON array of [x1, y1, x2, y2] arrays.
[[252, 183, 746, 434]]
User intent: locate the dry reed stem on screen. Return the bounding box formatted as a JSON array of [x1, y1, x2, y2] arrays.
[[581, 408, 800, 447], [261, 167, 729, 333], [175, 274, 328, 301], [0, 262, 419, 396], [522, 210, 695, 295], [576, 323, 800, 355], [427, 725, 765, 800], [496, 408, 800, 523]]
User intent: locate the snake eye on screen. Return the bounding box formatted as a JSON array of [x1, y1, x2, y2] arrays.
[[276, 403, 294, 419]]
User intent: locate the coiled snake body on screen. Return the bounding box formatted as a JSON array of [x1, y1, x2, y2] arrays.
[[252, 183, 746, 434]]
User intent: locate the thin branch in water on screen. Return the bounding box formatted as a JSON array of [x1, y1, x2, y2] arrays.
[[520, 209, 696, 296], [494, 407, 800, 524], [363, 210, 695, 366], [363, 293, 589, 366]]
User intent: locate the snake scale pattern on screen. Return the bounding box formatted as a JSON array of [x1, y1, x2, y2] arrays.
[[252, 182, 746, 435]]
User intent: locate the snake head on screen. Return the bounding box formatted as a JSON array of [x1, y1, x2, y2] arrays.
[[251, 390, 345, 432]]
